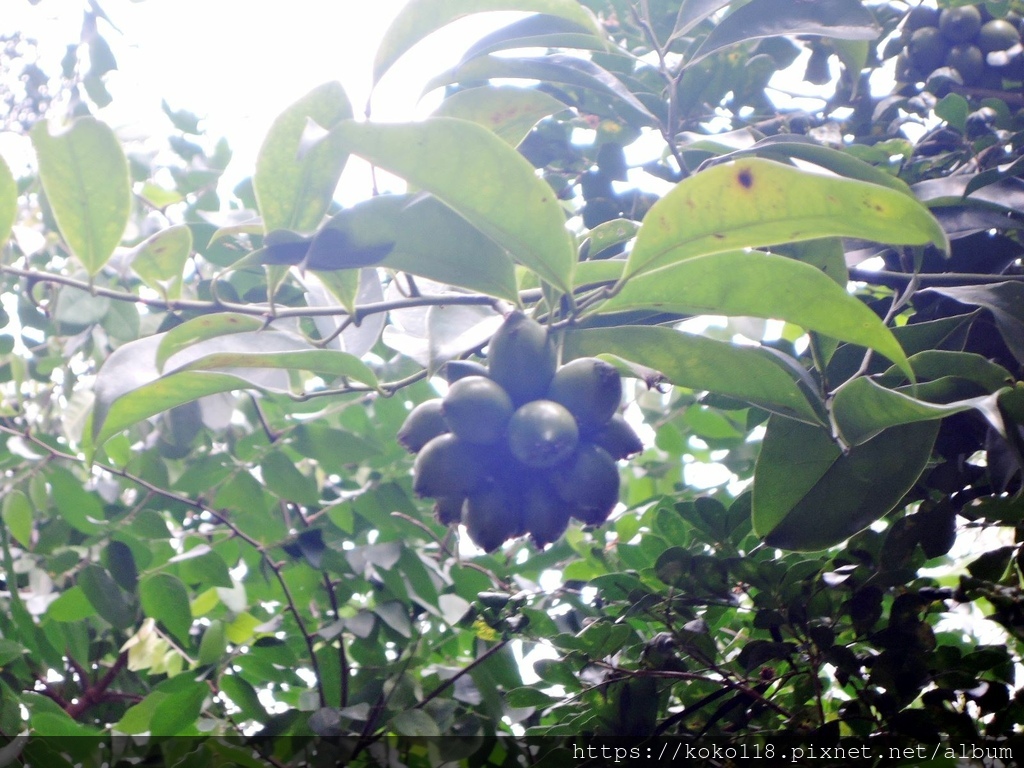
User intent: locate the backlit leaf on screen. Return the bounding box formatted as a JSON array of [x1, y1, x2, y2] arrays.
[[140, 573, 192, 643], [620, 158, 947, 280], [31, 117, 130, 275], [254, 82, 352, 234], [0, 156, 15, 247], [331, 118, 575, 291], [373, 0, 603, 83], [433, 86, 569, 146], [2, 491, 33, 549], [127, 225, 193, 299]]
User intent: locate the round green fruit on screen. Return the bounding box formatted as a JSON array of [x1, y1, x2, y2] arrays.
[[487, 312, 557, 405], [978, 19, 1020, 53], [591, 414, 644, 460], [507, 400, 580, 468], [413, 434, 489, 498], [945, 43, 984, 83], [442, 359, 490, 383], [397, 399, 448, 453], [908, 26, 947, 73], [463, 481, 522, 552], [442, 375, 514, 445], [521, 479, 571, 548], [551, 443, 620, 525], [547, 357, 622, 432], [939, 6, 982, 43]]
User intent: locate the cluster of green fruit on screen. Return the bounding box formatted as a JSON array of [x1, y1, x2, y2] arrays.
[[896, 5, 1023, 88], [398, 312, 643, 552]]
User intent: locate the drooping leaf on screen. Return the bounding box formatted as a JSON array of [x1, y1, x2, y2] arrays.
[[920, 282, 1024, 364], [601, 250, 914, 380], [753, 418, 939, 550], [149, 681, 207, 736], [254, 82, 352, 234], [330, 118, 575, 291], [372, 0, 603, 83], [690, 0, 880, 66], [433, 86, 569, 146], [31, 117, 130, 275], [140, 573, 192, 643], [671, 0, 732, 40], [0, 155, 15, 247], [620, 158, 948, 280], [563, 326, 825, 425], [833, 377, 1008, 446], [48, 467, 106, 534], [425, 54, 657, 126], [127, 225, 193, 299], [459, 14, 607, 62]]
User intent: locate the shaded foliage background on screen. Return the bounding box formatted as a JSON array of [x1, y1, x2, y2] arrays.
[[0, 0, 1023, 766]]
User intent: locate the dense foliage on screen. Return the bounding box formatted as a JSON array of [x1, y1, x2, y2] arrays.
[[0, 0, 1023, 765]]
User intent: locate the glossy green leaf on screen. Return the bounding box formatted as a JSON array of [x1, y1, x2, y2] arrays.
[[602, 250, 914, 380], [114, 691, 167, 735], [459, 13, 607, 61], [433, 86, 569, 146], [127, 225, 193, 299], [140, 573, 192, 643], [372, 0, 603, 83], [620, 158, 947, 280], [254, 82, 352, 234], [0, 155, 15, 247], [2, 491, 33, 549], [883, 350, 1013, 393], [753, 418, 939, 551], [691, 0, 879, 65], [331, 119, 575, 291], [197, 620, 227, 666], [563, 326, 825, 425], [79, 565, 135, 630], [31, 117, 130, 275], [833, 377, 1007, 446], [219, 674, 268, 723], [425, 54, 656, 126]]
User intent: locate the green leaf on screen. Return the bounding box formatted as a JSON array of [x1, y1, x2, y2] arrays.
[[114, 691, 167, 734], [433, 86, 569, 146], [752, 418, 939, 551], [150, 681, 207, 736], [372, 0, 603, 83], [78, 565, 135, 630], [391, 709, 441, 737], [331, 118, 575, 291], [2, 491, 33, 549], [218, 674, 269, 723], [127, 225, 193, 299], [564, 326, 824, 424], [691, 0, 880, 65], [140, 573, 192, 643], [46, 587, 96, 623], [197, 620, 227, 666], [93, 329, 379, 445], [0, 155, 15, 247], [48, 467, 105, 534], [156, 313, 265, 371], [833, 377, 1007, 446], [602, 251, 914, 380], [620, 158, 947, 280], [425, 54, 656, 126], [261, 451, 319, 506], [920, 282, 1024, 364], [884, 350, 1013, 393], [31, 117, 130, 275], [254, 82, 352, 234]]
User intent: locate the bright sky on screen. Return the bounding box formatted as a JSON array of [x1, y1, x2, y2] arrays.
[[6, 0, 524, 200]]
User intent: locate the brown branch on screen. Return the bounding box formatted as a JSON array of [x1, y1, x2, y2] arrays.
[[415, 638, 511, 711], [66, 652, 127, 719]]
